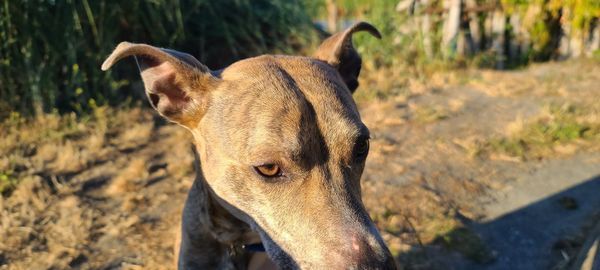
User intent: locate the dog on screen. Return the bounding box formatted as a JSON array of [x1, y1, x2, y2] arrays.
[[102, 21, 397, 270]]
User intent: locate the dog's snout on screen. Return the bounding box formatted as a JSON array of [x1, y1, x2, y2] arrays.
[[347, 233, 397, 269]]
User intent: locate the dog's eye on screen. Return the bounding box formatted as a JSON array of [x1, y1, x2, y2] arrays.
[[355, 138, 370, 159], [254, 164, 281, 178]]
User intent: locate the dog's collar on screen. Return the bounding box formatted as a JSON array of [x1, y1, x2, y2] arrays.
[[242, 243, 266, 252]]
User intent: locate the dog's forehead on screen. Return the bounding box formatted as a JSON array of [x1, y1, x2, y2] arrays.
[[219, 54, 361, 121], [231, 55, 356, 99], [210, 55, 364, 161]]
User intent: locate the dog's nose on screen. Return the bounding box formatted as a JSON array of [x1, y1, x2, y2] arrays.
[[349, 234, 397, 269], [351, 235, 362, 252]]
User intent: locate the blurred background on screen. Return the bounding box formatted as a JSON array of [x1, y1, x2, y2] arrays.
[[1, 1, 600, 269]]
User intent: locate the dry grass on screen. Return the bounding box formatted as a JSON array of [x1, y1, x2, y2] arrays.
[[467, 59, 600, 98], [484, 103, 600, 160], [117, 122, 154, 150], [159, 125, 195, 184], [106, 158, 148, 195], [363, 173, 491, 267], [411, 105, 449, 124], [354, 64, 408, 103], [0, 106, 180, 269], [353, 62, 472, 105], [46, 141, 86, 173], [0, 176, 51, 254], [0, 106, 154, 195]]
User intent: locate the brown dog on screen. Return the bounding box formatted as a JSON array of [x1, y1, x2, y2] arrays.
[[102, 22, 397, 270]]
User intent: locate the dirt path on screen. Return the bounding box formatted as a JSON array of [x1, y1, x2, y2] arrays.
[[360, 59, 600, 269], [1, 60, 599, 269]]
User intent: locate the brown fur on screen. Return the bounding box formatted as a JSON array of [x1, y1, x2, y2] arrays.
[[102, 22, 397, 269]]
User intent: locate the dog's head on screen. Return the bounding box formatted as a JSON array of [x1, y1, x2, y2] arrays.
[[102, 22, 396, 269]]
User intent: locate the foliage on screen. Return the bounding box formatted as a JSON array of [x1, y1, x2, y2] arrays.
[[502, 0, 600, 60], [0, 0, 315, 119], [308, 0, 600, 71], [2, 0, 599, 118], [306, 0, 432, 70]]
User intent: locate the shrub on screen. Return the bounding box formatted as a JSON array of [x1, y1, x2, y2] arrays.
[[0, 0, 315, 119]]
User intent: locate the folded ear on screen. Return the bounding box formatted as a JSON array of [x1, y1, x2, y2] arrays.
[[101, 42, 219, 128], [313, 22, 381, 93]]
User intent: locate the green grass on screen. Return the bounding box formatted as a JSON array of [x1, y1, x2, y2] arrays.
[[413, 106, 449, 124], [486, 104, 600, 160], [435, 227, 495, 263], [0, 170, 18, 196]]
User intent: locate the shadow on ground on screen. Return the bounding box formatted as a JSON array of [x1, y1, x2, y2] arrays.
[[471, 174, 600, 270], [400, 175, 600, 270]]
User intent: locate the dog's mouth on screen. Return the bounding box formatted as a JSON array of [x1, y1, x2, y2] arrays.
[[208, 189, 300, 267], [243, 242, 266, 252], [246, 227, 301, 269]]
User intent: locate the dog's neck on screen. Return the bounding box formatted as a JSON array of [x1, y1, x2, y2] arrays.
[[177, 146, 259, 269]]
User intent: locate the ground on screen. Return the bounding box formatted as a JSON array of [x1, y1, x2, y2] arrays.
[[1, 60, 599, 269]]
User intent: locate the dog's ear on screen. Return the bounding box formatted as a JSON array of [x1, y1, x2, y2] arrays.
[[101, 42, 219, 128], [313, 22, 381, 93]]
